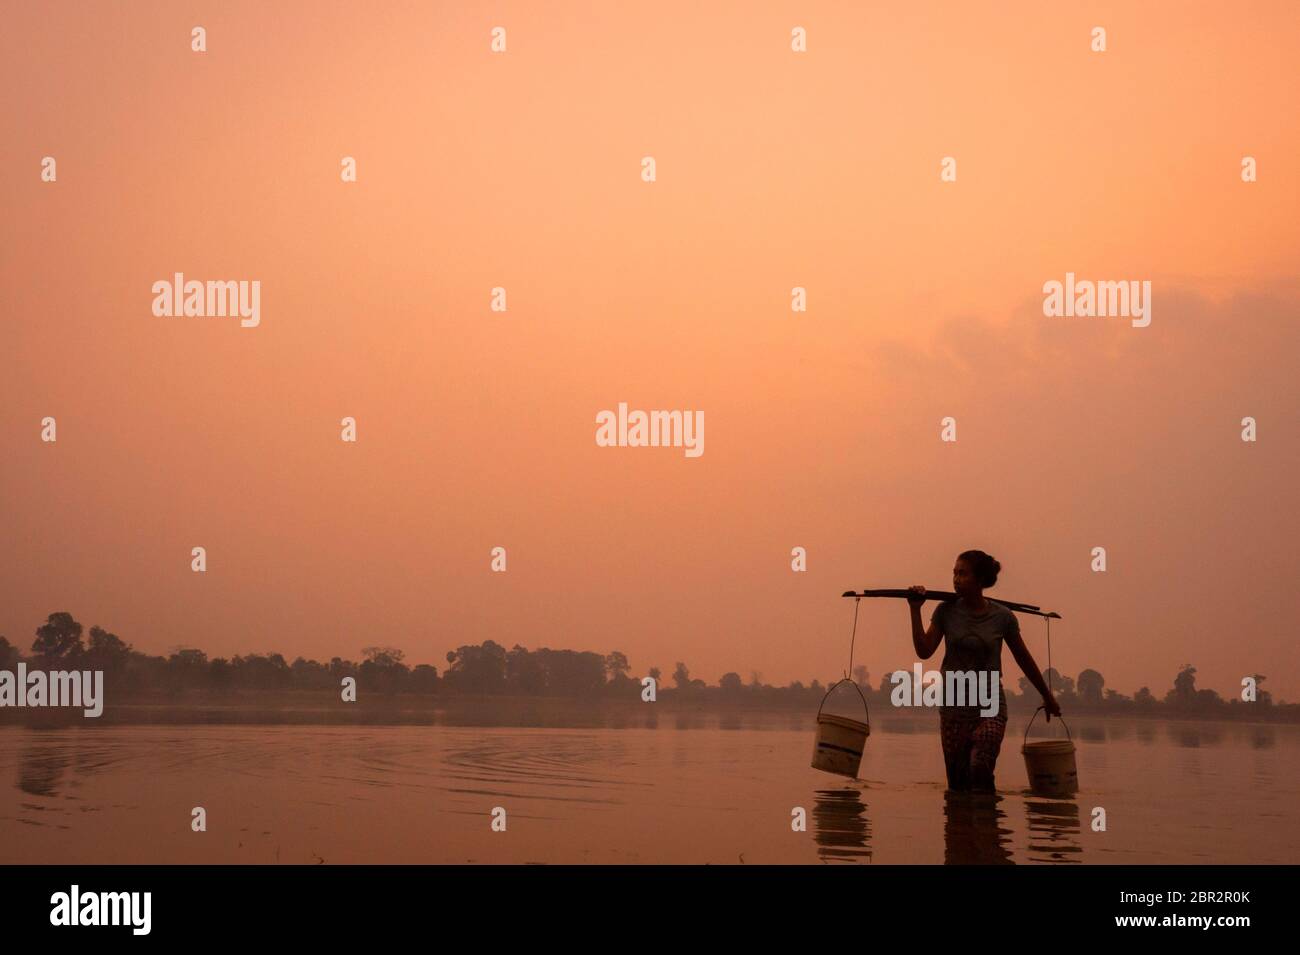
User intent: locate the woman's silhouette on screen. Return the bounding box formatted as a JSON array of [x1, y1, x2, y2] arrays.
[[907, 551, 1061, 792]]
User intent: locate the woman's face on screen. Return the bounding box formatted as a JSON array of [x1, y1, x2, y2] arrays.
[[952, 558, 979, 596]]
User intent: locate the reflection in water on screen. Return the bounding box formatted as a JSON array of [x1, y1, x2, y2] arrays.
[[2, 718, 1296, 864], [1078, 722, 1106, 743], [1024, 797, 1083, 864], [943, 790, 1013, 865], [673, 711, 704, 731], [19, 743, 70, 798], [812, 788, 872, 863], [438, 735, 636, 807], [1169, 722, 1225, 748], [878, 719, 927, 736]]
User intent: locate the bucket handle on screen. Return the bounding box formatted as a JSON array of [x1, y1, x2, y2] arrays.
[[1023, 705, 1072, 746], [817, 677, 870, 722]]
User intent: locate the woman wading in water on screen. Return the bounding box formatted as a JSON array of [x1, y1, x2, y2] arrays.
[[907, 551, 1061, 792]]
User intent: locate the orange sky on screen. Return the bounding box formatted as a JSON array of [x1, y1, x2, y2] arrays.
[[3, 1, 1298, 701]]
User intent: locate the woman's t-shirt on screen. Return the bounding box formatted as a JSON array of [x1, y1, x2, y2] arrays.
[[932, 599, 1019, 716]]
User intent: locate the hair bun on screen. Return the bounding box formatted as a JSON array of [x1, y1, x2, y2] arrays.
[[958, 549, 1001, 589]]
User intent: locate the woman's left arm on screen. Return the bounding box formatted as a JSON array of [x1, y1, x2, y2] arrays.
[[1005, 625, 1062, 718]]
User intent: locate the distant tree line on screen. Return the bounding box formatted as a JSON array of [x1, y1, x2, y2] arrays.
[[0, 612, 1292, 721]]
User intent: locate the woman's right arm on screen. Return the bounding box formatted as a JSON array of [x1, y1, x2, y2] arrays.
[[908, 585, 942, 659]]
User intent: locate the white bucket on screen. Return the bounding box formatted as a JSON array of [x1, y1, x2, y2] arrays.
[[1022, 740, 1078, 795], [811, 678, 871, 777], [1021, 709, 1078, 795], [812, 712, 870, 777]]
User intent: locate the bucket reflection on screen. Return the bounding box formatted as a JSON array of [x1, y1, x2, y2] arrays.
[[1024, 796, 1084, 863], [811, 787, 872, 863]]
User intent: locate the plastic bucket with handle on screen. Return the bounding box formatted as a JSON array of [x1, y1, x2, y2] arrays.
[[1021, 706, 1078, 795], [811, 678, 870, 777]]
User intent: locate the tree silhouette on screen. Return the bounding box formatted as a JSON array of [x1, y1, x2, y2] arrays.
[[1168, 664, 1198, 705], [532, 648, 606, 695], [360, 647, 409, 694], [1250, 674, 1273, 706], [1195, 686, 1224, 709], [410, 663, 439, 692], [328, 656, 358, 682], [32, 612, 83, 662], [1042, 668, 1075, 700], [506, 644, 546, 694], [289, 656, 332, 689], [1077, 669, 1105, 704], [231, 653, 290, 689], [443, 640, 507, 693], [168, 648, 209, 689], [604, 651, 630, 681], [8, 609, 1300, 722], [86, 626, 131, 672], [362, 647, 405, 667]]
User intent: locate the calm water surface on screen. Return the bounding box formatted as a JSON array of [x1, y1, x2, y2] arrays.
[[1, 713, 1294, 864]]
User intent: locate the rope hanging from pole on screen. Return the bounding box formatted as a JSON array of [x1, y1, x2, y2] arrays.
[[1046, 614, 1053, 694], [846, 597, 861, 680]]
